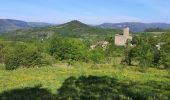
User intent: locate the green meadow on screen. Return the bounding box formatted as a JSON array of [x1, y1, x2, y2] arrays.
[[1, 60, 170, 94]]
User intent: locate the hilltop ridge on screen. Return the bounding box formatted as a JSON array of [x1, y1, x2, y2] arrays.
[[0, 19, 53, 34]]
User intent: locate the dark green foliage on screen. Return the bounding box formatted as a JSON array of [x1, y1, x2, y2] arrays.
[[89, 47, 106, 64], [128, 32, 170, 68], [0, 85, 55, 100], [57, 76, 170, 100], [124, 34, 161, 67], [135, 41, 155, 67], [161, 43, 170, 68], [159, 32, 170, 68], [21, 46, 46, 67], [153, 47, 161, 66], [0, 41, 23, 64], [5, 56, 21, 70], [57, 76, 129, 100], [105, 37, 124, 57], [57, 77, 80, 99], [122, 39, 134, 65], [162, 31, 170, 42], [5, 44, 49, 70], [0, 41, 5, 63], [49, 36, 88, 62], [144, 27, 165, 32]]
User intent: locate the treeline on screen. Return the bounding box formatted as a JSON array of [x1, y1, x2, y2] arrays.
[[0, 34, 123, 70], [1, 31, 170, 70], [144, 27, 165, 32]]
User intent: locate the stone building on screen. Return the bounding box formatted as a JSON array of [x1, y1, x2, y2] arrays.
[[115, 27, 132, 46]]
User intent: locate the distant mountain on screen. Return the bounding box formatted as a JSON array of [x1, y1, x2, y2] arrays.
[[2, 20, 120, 40], [0, 19, 29, 33], [0, 19, 53, 34], [98, 22, 170, 32]]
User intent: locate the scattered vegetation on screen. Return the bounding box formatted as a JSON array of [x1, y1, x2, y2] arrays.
[[0, 20, 170, 100]]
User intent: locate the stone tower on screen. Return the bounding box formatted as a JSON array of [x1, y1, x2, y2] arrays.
[[115, 27, 132, 46], [123, 27, 129, 36]]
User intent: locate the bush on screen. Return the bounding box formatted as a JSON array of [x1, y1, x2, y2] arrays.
[[21, 45, 46, 67], [5, 55, 21, 70], [89, 47, 105, 64], [49, 37, 89, 62], [5, 44, 49, 70]]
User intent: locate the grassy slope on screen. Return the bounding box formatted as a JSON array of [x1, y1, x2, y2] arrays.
[[0, 58, 170, 94]]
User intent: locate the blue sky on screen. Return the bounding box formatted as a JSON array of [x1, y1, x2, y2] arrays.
[[0, 0, 170, 24]]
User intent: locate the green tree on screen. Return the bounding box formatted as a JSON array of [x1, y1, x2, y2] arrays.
[[136, 42, 155, 67], [49, 36, 88, 62], [159, 32, 170, 68], [161, 42, 170, 68], [124, 34, 160, 67], [123, 39, 134, 65]]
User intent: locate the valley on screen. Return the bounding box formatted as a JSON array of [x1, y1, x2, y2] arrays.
[[0, 19, 170, 99]]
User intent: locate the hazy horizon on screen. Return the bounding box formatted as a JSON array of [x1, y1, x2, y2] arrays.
[[2, 18, 170, 25], [0, 0, 170, 24]]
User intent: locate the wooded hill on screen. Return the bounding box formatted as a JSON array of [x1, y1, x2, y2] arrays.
[[1, 20, 121, 41]]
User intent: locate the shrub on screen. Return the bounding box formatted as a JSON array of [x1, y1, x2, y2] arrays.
[[21, 45, 45, 67], [89, 47, 105, 64], [5, 55, 21, 70], [49, 37, 88, 62], [5, 44, 49, 70]]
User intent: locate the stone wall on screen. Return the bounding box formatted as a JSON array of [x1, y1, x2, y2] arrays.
[[115, 35, 127, 46]]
